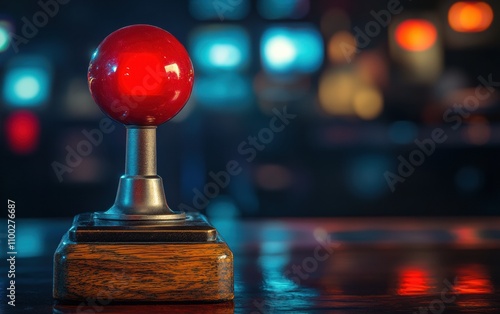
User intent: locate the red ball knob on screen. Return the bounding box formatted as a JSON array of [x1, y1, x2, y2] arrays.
[[88, 24, 194, 126]]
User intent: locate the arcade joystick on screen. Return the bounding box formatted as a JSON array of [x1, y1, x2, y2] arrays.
[[53, 25, 234, 302]]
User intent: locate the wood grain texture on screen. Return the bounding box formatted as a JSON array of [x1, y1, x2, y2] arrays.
[[53, 233, 233, 302]]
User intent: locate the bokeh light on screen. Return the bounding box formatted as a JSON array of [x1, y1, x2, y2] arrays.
[[352, 87, 383, 120], [190, 26, 250, 72], [390, 17, 442, 83], [17, 222, 45, 257], [328, 31, 357, 63], [356, 51, 389, 88], [194, 73, 252, 110], [455, 264, 493, 294], [264, 36, 296, 68], [3, 56, 52, 107], [5, 110, 40, 154], [0, 21, 11, 52], [448, 2, 493, 33], [261, 26, 323, 74], [397, 267, 432, 295], [319, 69, 384, 120], [395, 19, 437, 51], [319, 70, 358, 116], [14, 76, 41, 99], [206, 196, 240, 218]]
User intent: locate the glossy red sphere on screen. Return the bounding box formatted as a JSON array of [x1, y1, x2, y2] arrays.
[[88, 24, 194, 125]]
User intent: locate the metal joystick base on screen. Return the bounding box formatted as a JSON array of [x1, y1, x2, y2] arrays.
[[53, 125, 234, 303], [93, 127, 186, 221]]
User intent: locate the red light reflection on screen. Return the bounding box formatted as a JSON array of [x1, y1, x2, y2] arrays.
[[397, 268, 432, 295], [455, 264, 493, 294]]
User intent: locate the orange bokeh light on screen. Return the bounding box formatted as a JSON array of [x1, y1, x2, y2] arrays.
[[449, 2, 493, 33], [395, 19, 437, 52]]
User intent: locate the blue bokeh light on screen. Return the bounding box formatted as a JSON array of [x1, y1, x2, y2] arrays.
[[257, 0, 310, 20], [0, 20, 14, 53], [193, 73, 252, 110], [206, 196, 240, 218], [0, 25, 10, 52], [261, 26, 323, 74], [190, 26, 250, 72], [17, 221, 45, 258], [189, 0, 250, 21], [3, 56, 51, 107]]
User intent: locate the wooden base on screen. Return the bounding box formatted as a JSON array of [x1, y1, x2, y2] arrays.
[[53, 213, 233, 302]]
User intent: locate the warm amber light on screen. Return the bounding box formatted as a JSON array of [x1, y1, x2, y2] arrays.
[[449, 2, 493, 32], [319, 71, 357, 116], [328, 31, 357, 63], [352, 87, 383, 120], [395, 19, 437, 52], [319, 71, 384, 119]]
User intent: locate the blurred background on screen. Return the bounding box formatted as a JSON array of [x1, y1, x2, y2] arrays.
[[1, 0, 500, 219]]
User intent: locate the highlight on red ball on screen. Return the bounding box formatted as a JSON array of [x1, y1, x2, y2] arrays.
[[117, 53, 167, 96], [88, 24, 194, 126]]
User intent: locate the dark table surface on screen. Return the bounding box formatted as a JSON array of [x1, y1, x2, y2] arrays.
[[1, 216, 500, 313]]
